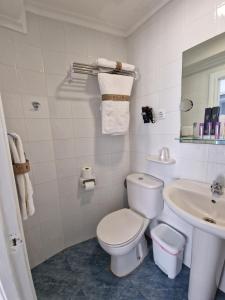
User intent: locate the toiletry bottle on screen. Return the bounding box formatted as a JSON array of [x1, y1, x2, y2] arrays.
[[203, 108, 212, 135], [211, 106, 220, 135], [199, 123, 204, 139], [222, 123, 225, 139], [215, 122, 221, 140], [193, 122, 199, 138], [208, 122, 212, 139], [220, 123, 223, 139]]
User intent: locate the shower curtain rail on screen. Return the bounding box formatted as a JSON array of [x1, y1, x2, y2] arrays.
[[67, 62, 138, 82]]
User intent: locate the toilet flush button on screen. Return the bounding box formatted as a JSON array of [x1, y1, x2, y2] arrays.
[[138, 177, 144, 180]]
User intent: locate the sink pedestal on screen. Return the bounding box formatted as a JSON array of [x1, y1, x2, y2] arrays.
[[188, 228, 225, 300]]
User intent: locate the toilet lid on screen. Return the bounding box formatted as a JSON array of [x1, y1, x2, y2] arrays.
[[97, 209, 144, 246]]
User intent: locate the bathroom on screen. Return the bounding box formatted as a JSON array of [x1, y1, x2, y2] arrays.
[[1, 0, 225, 299]]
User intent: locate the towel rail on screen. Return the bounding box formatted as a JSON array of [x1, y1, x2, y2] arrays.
[[67, 62, 138, 82]]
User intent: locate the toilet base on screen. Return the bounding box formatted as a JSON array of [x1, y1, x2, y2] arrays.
[[110, 235, 148, 277]]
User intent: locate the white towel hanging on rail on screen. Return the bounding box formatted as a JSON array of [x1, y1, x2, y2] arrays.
[[98, 73, 134, 135], [8, 133, 34, 220]]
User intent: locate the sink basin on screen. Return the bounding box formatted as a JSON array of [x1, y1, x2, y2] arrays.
[[163, 179, 225, 238], [163, 179, 225, 300]]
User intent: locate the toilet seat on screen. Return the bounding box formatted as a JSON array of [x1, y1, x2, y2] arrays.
[[97, 208, 146, 247]]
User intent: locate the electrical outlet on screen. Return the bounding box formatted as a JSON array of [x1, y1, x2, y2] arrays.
[[157, 109, 166, 120]]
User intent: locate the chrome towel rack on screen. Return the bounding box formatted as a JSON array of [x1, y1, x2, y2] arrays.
[[67, 62, 138, 82]]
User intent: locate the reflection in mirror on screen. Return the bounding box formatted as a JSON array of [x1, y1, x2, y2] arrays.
[[219, 79, 225, 113], [181, 32, 225, 144]]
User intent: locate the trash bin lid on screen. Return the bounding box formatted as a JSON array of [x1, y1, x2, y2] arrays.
[[151, 223, 185, 255]]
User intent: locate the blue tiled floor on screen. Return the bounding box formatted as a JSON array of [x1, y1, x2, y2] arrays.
[[32, 238, 225, 300]]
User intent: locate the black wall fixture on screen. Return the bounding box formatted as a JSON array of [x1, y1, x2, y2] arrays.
[[141, 106, 155, 123]]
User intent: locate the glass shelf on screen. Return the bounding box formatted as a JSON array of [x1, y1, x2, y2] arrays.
[[177, 137, 225, 145]]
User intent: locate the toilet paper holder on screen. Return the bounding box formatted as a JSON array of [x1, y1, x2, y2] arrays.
[[80, 178, 96, 187]]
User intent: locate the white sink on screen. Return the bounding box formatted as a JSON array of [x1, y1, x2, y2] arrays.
[[163, 179, 225, 300], [163, 179, 225, 238]]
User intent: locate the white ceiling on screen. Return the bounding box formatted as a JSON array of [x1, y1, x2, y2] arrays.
[[0, 0, 27, 32], [25, 0, 171, 37]]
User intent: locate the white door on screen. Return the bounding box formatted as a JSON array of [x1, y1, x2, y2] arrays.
[[0, 95, 36, 300]]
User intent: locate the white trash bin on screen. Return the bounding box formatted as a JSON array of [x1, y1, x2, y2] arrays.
[[151, 223, 185, 279]]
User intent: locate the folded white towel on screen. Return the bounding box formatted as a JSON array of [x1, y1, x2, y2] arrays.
[[98, 73, 134, 135], [96, 58, 135, 72], [8, 133, 34, 220], [101, 101, 130, 135]]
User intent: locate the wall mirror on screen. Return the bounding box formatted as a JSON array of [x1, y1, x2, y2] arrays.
[[180, 32, 225, 145]]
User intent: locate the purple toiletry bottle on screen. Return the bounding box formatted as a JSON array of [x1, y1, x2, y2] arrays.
[[208, 122, 212, 138], [215, 122, 221, 139], [199, 123, 204, 139]]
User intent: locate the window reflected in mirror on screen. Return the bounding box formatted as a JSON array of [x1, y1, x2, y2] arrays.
[[219, 78, 225, 114]]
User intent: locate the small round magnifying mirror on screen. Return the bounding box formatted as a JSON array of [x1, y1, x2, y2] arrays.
[[180, 98, 193, 112]]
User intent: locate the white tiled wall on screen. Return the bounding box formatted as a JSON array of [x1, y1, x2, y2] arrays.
[[0, 13, 129, 268], [127, 0, 225, 193], [127, 0, 225, 291]]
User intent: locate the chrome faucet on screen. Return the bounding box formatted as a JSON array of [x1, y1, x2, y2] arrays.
[[211, 180, 223, 196]]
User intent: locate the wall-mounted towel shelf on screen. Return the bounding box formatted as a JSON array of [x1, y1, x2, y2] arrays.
[[146, 155, 176, 165], [67, 62, 138, 82]]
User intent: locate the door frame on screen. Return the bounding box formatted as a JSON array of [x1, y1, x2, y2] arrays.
[[0, 94, 36, 300]]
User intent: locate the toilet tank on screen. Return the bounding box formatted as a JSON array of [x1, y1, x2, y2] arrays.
[[126, 173, 164, 219]]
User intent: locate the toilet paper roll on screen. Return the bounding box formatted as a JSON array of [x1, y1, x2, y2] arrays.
[[81, 167, 93, 179], [84, 181, 95, 191]]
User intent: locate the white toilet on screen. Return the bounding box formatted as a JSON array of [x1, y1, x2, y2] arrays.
[[97, 173, 164, 277]]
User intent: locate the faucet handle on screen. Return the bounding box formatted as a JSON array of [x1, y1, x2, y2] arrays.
[[211, 181, 223, 195]]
